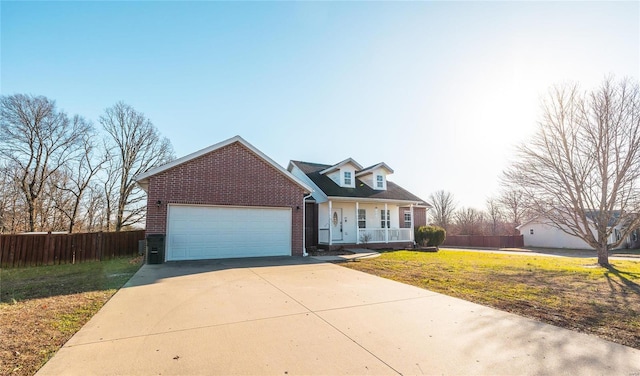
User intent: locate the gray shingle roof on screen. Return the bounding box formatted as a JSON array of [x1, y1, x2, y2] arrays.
[[291, 160, 427, 204]]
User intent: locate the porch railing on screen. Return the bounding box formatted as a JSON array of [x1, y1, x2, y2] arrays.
[[319, 228, 329, 244], [318, 228, 412, 245], [358, 228, 412, 243]]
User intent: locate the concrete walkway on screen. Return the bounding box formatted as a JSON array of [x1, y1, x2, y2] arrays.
[[310, 249, 381, 262], [37, 257, 640, 375]]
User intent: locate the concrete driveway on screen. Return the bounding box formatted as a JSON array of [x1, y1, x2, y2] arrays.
[[37, 257, 640, 375]]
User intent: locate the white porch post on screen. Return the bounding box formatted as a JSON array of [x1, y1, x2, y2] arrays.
[[384, 202, 388, 243], [328, 200, 333, 246], [355, 201, 360, 244], [410, 204, 415, 241]]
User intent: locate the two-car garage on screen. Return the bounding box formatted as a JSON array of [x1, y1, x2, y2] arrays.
[[166, 205, 292, 261], [135, 136, 311, 263]]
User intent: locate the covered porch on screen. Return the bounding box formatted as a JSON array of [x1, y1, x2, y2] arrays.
[[316, 199, 418, 247]]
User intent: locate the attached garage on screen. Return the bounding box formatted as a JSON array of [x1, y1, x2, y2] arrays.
[[166, 205, 291, 260], [135, 136, 312, 263]]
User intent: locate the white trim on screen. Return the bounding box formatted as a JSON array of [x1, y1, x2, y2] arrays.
[[319, 158, 363, 175], [327, 196, 421, 205], [287, 162, 329, 203], [410, 205, 414, 241], [384, 203, 388, 242], [165, 203, 292, 261], [356, 201, 360, 244], [302, 192, 313, 256], [328, 200, 333, 246], [135, 135, 313, 193], [343, 171, 354, 187], [355, 162, 394, 176], [166, 202, 289, 210]]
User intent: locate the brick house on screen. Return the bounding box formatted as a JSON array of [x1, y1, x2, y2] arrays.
[[135, 136, 312, 261]]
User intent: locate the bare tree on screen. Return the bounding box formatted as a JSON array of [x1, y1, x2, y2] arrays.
[[485, 198, 504, 235], [100, 102, 174, 231], [429, 190, 456, 231], [498, 188, 530, 235], [0, 94, 91, 232], [44, 171, 73, 231], [0, 163, 23, 233], [99, 146, 119, 231], [53, 133, 107, 232], [83, 183, 108, 232], [504, 77, 640, 266], [454, 207, 485, 235]]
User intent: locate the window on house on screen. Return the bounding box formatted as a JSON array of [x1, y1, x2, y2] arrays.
[[358, 209, 366, 228], [530, 229, 534, 235], [404, 211, 412, 228], [376, 175, 384, 188], [381, 210, 390, 228], [344, 171, 352, 186]]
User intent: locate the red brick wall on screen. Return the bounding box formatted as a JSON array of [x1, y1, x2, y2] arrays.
[[414, 207, 427, 228], [399, 207, 427, 228], [145, 141, 306, 256]]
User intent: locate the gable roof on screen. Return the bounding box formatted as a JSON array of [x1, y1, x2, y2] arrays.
[[135, 135, 312, 193], [319, 158, 363, 175], [290, 160, 427, 204], [356, 162, 394, 176]]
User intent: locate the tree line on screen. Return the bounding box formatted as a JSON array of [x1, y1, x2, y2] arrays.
[[0, 95, 174, 234], [427, 189, 528, 237]]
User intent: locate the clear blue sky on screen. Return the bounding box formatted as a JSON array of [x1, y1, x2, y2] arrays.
[[2, 1, 638, 209]]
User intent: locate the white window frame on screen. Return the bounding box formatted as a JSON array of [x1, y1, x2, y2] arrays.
[[404, 211, 412, 228], [381, 209, 390, 228], [358, 209, 366, 229], [376, 175, 384, 189], [344, 171, 352, 186]]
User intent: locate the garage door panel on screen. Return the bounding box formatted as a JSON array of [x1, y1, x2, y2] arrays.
[[166, 205, 291, 261]]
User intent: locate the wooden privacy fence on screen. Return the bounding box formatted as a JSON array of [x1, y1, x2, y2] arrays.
[[442, 235, 524, 249], [0, 230, 145, 268]]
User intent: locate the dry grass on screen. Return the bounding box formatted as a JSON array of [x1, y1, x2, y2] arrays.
[[0, 257, 142, 376], [342, 249, 640, 349]]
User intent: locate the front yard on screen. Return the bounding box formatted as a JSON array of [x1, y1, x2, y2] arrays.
[[342, 249, 640, 349], [0, 257, 143, 376]]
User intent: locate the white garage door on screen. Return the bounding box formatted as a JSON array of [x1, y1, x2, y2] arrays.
[[166, 205, 292, 261]]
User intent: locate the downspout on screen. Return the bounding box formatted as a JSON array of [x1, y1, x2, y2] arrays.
[[302, 192, 313, 257]]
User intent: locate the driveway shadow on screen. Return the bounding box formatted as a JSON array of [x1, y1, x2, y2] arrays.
[[124, 256, 326, 288]]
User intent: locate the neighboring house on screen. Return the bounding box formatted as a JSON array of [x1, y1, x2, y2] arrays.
[[135, 136, 312, 262], [288, 159, 430, 250], [518, 214, 640, 250]]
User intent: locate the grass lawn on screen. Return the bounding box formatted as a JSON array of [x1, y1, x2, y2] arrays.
[[342, 249, 640, 349], [0, 257, 143, 376]]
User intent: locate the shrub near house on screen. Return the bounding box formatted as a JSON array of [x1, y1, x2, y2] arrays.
[[415, 225, 446, 248]]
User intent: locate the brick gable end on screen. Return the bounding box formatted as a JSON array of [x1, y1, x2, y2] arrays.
[[145, 141, 306, 256]]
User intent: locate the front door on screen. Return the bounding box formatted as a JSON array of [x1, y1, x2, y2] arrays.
[[331, 208, 343, 241]]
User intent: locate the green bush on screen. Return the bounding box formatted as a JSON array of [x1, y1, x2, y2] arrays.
[[414, 225, 446, 247]]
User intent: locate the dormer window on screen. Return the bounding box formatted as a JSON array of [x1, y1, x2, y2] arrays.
[[344, 171, 352, 186], [376, 175, 384, 189]]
